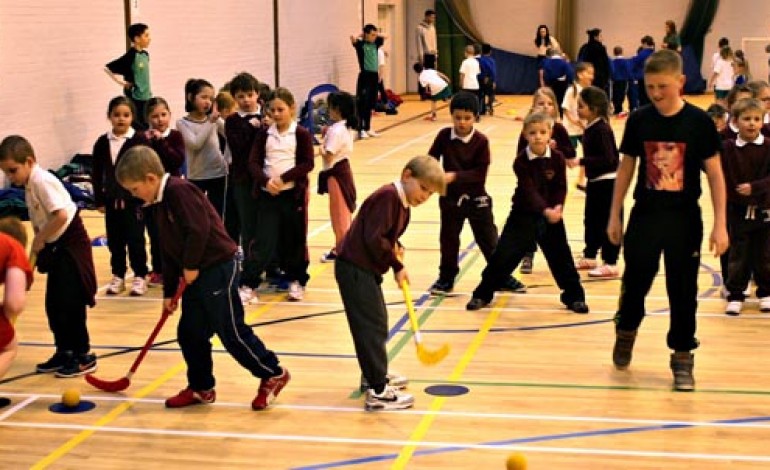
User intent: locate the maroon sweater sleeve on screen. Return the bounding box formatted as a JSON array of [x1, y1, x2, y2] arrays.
[[337, 185, 409, 274], [580, 120, 619, 179], [150, 130, 185, 176], [159, 179, 236, 297], [225, 114, 260, 183], [248, 129, 270, 195], [512, 149, 567, 213], [91, 135, 109, 208], [552, 123, 576, 160]]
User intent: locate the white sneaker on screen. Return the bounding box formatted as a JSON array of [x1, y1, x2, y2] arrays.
[[287, 281, 304, 301], [365, 385, 414, 411], [360, 373, 409, 392], [239, 286, 259, 305], [106, 276, 125, 295], [319, 250, 338, 263], [725, 300, 743, 316], [588, 264, 618, 278], [760, 296, 770, 312], [129, 276, 147, 296], [366, 129, 379, 137], [358, 130, 369, 140]]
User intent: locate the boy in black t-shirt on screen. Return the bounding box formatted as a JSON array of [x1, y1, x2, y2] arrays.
[[607, 50, 728, 391]]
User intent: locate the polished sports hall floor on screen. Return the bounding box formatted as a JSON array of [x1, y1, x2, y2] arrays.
[[2, 94, 770, 469]]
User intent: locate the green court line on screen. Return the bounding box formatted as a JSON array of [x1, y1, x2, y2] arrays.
[[408, 378, 770, 396], [348, 250, 483, 399]]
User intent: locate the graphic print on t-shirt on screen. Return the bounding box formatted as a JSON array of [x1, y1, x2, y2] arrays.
[[644, 141, 685, 192]]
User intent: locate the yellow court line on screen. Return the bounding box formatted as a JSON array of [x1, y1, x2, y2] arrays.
[[391, 296, 504, 469], [33, 265, 326, 469]]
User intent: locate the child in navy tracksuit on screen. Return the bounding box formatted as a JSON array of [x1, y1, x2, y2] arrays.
[[115, 145, 290, 410], [610, 46, 632, 116]]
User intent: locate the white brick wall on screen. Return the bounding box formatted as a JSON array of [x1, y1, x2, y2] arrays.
[[3, 0, 770, 174], [277, 0, 361, 104], [133, 0, 274, 125], [0, 1, 123, 170]]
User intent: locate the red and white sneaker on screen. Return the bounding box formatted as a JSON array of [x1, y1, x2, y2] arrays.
[[575, 257, 597, 270], [147, 272, 163, 287], [252, 367, 291, 410], [587, 264, 619, 278], [165, 388, 216, 408]]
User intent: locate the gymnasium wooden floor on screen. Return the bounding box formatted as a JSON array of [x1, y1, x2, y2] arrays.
[[3, 94, 770, 469]]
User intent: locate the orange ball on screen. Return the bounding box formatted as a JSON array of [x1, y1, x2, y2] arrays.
[[506, 452, 527, 470], [61, 388, 81, 408]]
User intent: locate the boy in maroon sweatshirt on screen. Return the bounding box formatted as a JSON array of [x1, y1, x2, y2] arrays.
[[427, 91, 525, 295], [115, 145, 289, 411], [466, 112, 588, 313], [721, 98, 770, 315], [335, 155, 445, 411]]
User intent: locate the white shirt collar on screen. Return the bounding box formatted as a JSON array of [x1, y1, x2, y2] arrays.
[[153, 173, 171, 204], [238, 109, 259, 118], [729, 120, 739, 133], [736, 134, 765, 147], [585, 117, 602, 129], [526, 145, 552, 160], [108, 127, 136, 140], [160, 128, 171, 138], [393, 180, 409, 208], [268, 121, 297, 137], [450, 128, 475, 143]]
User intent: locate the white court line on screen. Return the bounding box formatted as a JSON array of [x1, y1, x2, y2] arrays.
[[3, 392, 770, 430], [307, 221, 331, 240], [0, 395, 38, 421], [2, 419, 770, 463], [78, 295, 764, 319]]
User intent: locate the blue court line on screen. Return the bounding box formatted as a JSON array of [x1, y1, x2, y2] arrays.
[[291, 415, 770, 469], [698, 261, 722, 299], [384, 241, 478, 343]]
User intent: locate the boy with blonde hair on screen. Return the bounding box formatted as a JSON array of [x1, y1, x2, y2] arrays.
[[608, 49, 728, 391], [466, 113, 587, 313], [335, 155, 445, 411], [116, 146, 290, 410]]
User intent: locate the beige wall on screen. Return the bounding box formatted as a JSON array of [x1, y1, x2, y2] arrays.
[[469, 0, 559, 56]]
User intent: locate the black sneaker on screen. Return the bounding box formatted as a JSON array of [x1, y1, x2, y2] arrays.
[[55, 353, 97, 378], [567, 301, 589, 314], [466, 297, 490, 311], [498, 277, 527, 293], [429, 278, 454, 295], [36, 351, 72, 373], [0, 397, 10, 409]]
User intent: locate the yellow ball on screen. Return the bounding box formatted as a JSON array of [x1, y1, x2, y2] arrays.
[[61, 388, 81, 408], [506, 452, 527, 470]]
